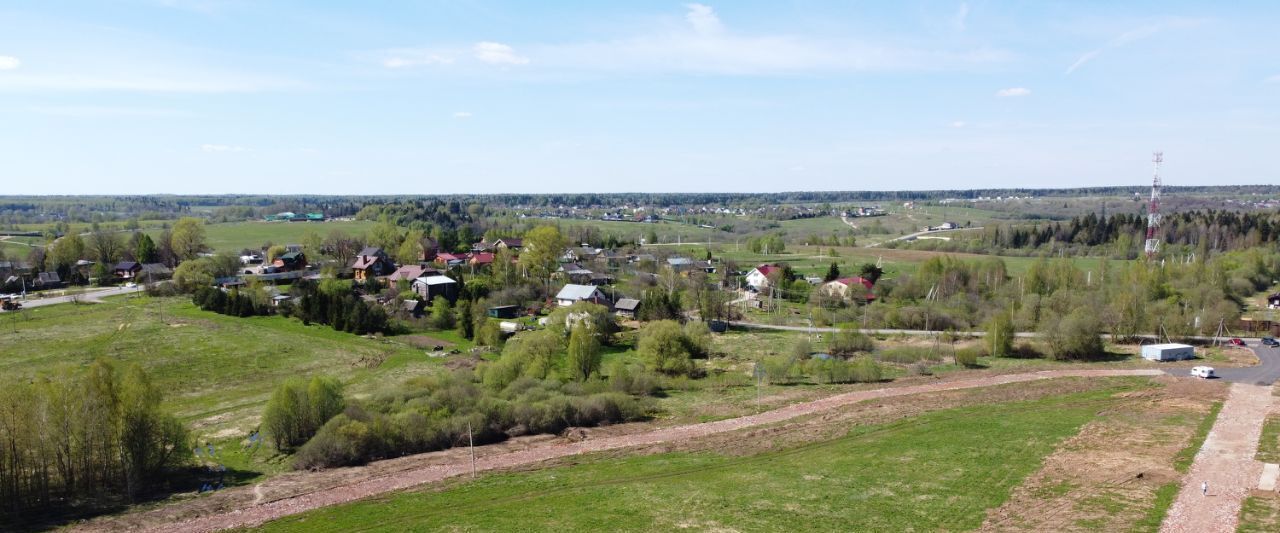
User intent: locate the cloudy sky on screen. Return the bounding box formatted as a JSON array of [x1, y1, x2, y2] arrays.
[[0, 1, 1276, 194]]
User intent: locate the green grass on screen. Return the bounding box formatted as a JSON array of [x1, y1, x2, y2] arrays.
[[1239, 496, 1280, 533], [146, 220, 377, 253], [0, 296, 444, 424], [1257, 414, 1280, 463], [258, 384, 1129, 532], [1131, 482, 1180, 533], [1174, 400, 1223, 473]]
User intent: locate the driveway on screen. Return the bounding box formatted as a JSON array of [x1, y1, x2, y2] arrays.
[[1163, 343, 1280, 385]]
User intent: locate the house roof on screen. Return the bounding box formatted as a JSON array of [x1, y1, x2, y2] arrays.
[[279, 252, 303, 260], [753, 264, 780, 276], [414, 275, 457, 286], [614, 298, 641, 311], [667, 257, 693, 266], [114, 261, 141, 271], [558, 263, 592, 274], [495, 238, 523, 247], [388, 264, 429, 281], [357, 247, 385, 258], [468, 252, 495, 264], [352, 254, 387, 269], [437, 252, 465, 261], [36, 272, 60, 283], [833, 276, 875, 289], [140, 263, 172, 274], [556, 284, 604, 301]]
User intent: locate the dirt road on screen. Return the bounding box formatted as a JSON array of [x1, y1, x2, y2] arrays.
[[1160, 383, 1276, 533], [101, 369, 1163, 533]]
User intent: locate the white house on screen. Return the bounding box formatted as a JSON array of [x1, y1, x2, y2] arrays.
[[555, 284, 611, 308], [745, 264, 781, 291], [821, 276, 877, 301]]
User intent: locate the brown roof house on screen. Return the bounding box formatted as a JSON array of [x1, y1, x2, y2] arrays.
[[351, 247, 394, 281]]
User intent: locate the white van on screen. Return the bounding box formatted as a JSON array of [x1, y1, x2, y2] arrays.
[[1190, 366, 1216, 379]]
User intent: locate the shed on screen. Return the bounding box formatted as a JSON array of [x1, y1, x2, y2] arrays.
[[1141, 343, 1195, 362], [487, 305, 521, 319]]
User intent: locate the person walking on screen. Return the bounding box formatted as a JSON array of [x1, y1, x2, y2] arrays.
[[1201, 481, 1208, 496]]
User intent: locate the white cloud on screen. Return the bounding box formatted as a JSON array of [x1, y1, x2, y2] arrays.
[[1266, 74, 1280, 84], [1066, 18, 1201, 74], [952, 3, 970, 31], [996, 87, 1030, 97], [950, 120, 967, 128], [685, 3, 724, 36], [380, 51, 455, 68], [453, 111, 472, 119], [367, 5, 1009, 75], [473, 42, 529, 65], [201, 144, 246, 153], [0, 56, 20, 70]]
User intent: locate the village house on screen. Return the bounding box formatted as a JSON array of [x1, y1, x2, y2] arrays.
[[387, 264, 438, 285], [112, 261, 142, 280], [821, 276, 877, 301], [613, 298, 640, 319], [745, 264, 781, 291], [435, 252, 466, 268], [555, 284, 612, 308], [467, 252, 495, 268], [273, 251, 307, 272], [139, 263, 173, 282], [493, 238, 523, 251], [34, 271, 62, 290], [351, 247, 395, 281]]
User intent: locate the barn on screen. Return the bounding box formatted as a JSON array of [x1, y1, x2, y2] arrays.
[[1140, 343, 1195, 362]]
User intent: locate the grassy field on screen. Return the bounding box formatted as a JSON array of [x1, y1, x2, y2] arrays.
[[1257, 414, 1280, 463], [142, 220, 377, 254], [0, 296, 446, 425], [258, 383, 1134, 532]]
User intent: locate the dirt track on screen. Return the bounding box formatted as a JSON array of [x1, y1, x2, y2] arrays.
[[1160, 383, 1276, 533], [81, 368, 1162, 533]]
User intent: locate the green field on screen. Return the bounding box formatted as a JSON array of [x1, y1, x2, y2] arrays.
[[0, 296, 443, 425], [258, 382, 1135, 532], [141, 220, 377, 253]]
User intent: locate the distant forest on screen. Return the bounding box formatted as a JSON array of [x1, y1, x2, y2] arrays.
[[0, 185, 1277, 225]]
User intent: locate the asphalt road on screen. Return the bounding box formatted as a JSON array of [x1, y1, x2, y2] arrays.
[[2, 285, 143, 310], [1164, 342, 1280, 385]]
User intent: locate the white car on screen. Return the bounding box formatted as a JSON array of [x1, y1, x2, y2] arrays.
[[124, 282, 138, 288], [1190, 366, 1216, 379]]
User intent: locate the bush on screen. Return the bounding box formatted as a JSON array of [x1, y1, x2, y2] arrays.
[[263, 376, 346, 451], [638, 320, 696, 376], [829, 327, 874, 356], [850, 357, 883, 382], [955, 348, 980, 367], [1040, 309, 1105, 360], [876, 346, 939, 364]]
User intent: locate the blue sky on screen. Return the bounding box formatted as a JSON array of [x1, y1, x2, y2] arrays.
[[0, 1, 1276, 194]]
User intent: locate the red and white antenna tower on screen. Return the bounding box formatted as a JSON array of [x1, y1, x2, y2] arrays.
[[1143, 151, 1163, 259]]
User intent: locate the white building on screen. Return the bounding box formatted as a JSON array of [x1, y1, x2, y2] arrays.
[[555, 284, 611, 308], [1141, 343, 1195, 362]]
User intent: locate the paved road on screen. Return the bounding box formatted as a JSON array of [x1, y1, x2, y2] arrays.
[[1163, 343, 1280, 385], [2, 285, 143, 310]]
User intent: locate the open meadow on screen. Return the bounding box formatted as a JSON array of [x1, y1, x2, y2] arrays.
[[257, 376, 1221, 532]]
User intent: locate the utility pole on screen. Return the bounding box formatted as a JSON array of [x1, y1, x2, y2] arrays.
[[468, 420, 476, 479]]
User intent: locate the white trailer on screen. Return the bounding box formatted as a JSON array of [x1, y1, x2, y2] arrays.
[[1141, 343, 1195, 362]]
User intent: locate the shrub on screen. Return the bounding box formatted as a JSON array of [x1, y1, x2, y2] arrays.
[[955, 348, 980, 367], [829, 327, 874, 356], [263, 376, 346, 451], [1040, 309, 1105, 360], [638, 320, 696, 376]]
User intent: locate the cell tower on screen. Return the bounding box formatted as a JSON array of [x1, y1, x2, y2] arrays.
[[1143, 151, 1163, 259]]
